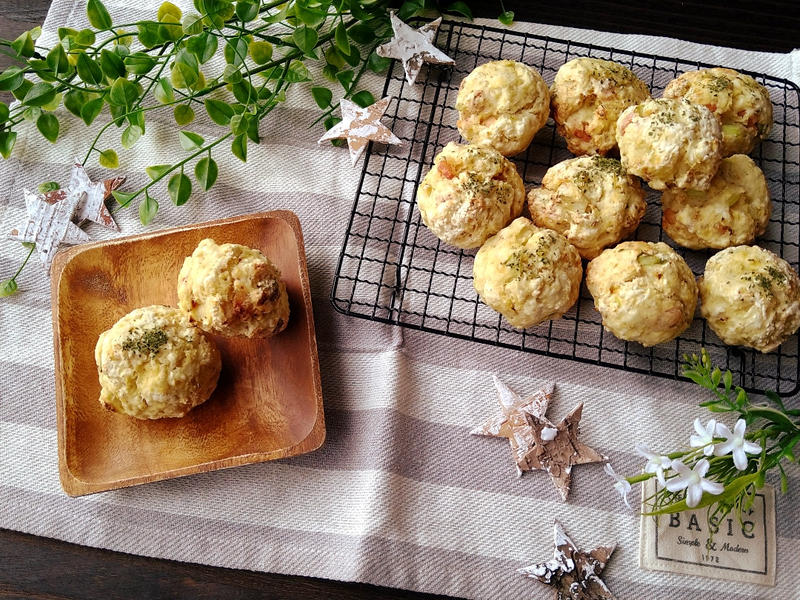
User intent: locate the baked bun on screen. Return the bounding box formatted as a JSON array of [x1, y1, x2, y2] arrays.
[[178, 238, 290, 338], [95, 305, 221, 419], [416, 142, 526, 249], [473, 217, 582, 329], [456, 60, 550, 156], [662, 67, 773, 156], [616, 97, 722, 190], [527, 156, 646, 259], [550, 57, 650, 156], [699, 245, 800, 352], [661, 154, 771, 249], [586, 241, 698, 346]]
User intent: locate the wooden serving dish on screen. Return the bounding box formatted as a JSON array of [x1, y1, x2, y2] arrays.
[[51, 210, 325, 496]]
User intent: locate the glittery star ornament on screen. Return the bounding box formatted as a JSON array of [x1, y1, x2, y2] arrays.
[[471, 375, 554, 475], [8, 189, 89, 269], [523, 403, 608, 501], [375, 13, 455, 86], [518, 521, 616, 600], [318, 97, 402, 165]]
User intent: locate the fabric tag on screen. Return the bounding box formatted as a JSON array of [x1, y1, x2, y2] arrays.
[[639, 481, 776, 586]]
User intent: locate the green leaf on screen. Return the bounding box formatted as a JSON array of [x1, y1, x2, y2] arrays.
[[158, 1, 182, 21], [0, 67, 25, 92], [195, 156, 218, 191], [224, 37, 249, 67], [334, 22, 350, 55], [322, 64, 339, 82], [139, 193, 159, 225], [121, 124, 143, 149], [231, 133, 247, 162], [100, 49, 126, 79], [179, 130, 204, 150], [0, 131, 18, 159], [98, 148, 119, 169], [325, 46, 345, 70], [29, 59, 57, 83], [293, 26, 318, 58], [182, 13, 204, 35], [36, 113, 59, 143], [76, 53, 104, 85], [231, 80, 257, 104], [0, 279, 18, 298], [75, 28, 96, 46], [335, 69, 354, 90], [248, 40, 273, 64], [137, 22, 161, 48], [41, 92, 63, 113], [63, 90, 85, 118], [111, 190, 137, 206], [167, 172, 192, 205], [229, 113, 247, 136], [23, 107, 42, 123], [222, 64, 243, 84], [311, 86, 332, 109], [174, 104, 195, 126], [109, 77, 139, 107], [124, 52, 156, 74], [294, 2, 326, 27], [22, 82, 56, 107], [397, 0, 422, 20], [154, 77, 174, 104], [498, 10, 515, 26], [127, 109, 145, 132], [236, 0, 258, 22], [145, 164, 172, 180], [367, 51, 391, 74], [205, 98, 234, 125], [87, 0, 113, 29], [58, 27, 79, 41], [342, 44, 361, 68], [446, 1, 472, 19], [351, 90, 375, 108], [186, 32, 218, 64], [80, 97, 104, 125], [0, 102, 9, 124], [171, 62, 199, 89], [12, 79, 33, 101], [46, 44, 70, 77], [11, 31, 35, 58], [348, 23, 374, 45], [246, 116, 259, 143], [38, 181, 60, 193], [286, 60, 311, 83]]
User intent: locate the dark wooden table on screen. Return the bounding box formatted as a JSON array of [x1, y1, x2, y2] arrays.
[[1, 2, 798, 598]]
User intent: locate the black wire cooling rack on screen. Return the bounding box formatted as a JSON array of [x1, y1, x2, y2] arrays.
[[330, 20, 800, 396]]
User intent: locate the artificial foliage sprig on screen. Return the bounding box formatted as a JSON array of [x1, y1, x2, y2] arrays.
[[607, 349, 800, 527], [0, 0, 477, 295]]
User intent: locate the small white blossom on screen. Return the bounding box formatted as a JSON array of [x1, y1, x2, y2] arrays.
[[714, 419, 762, 470], [665, 458, 724, 508], [604, 463, 632, 510], [635, 444, 672, 486], [689, 418, 717, 456]]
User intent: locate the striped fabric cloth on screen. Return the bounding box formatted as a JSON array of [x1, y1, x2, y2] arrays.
[[1, 1, 799, 598]]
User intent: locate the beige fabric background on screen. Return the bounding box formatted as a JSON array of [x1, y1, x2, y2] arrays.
[[1, 1, 799, 598]]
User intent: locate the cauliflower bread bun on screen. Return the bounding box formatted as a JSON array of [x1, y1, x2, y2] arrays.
[[473, 217, 582, 329], [177, 238, 290, 338], [550, 57, 650, 156], [416, 142, 526, 249], [527, 156, 646, 259], [616, 97, 722, 191], [699, 246, 800, 353], [586, 241, 698, 346], [95, 305, 222, 420], [662, 67, 773, 157], [661, 154, 771, 250], [456, 60, 550, 156]]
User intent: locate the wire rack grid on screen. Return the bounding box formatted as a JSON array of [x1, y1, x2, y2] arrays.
[[330, 20, 800, 396]]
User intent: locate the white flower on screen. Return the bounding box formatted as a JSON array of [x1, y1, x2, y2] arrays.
[[635, 444, 672, 486], [665, 458, 724, 508], [604, 463, 632, 510], [689, 418, 717, 456], [714, 419, 762, 470]]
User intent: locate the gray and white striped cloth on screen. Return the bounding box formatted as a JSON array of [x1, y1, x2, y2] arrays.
[[1, 2, 799, 598]]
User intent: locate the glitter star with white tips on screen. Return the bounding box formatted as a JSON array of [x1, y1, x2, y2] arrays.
[[318, 97, 401, 165], [376, 13, 454, 86]]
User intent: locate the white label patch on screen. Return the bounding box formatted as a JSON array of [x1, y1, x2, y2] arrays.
[[639, 482, 776, 586]]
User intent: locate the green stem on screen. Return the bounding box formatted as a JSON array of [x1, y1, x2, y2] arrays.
[[10, 244, 35, 282]]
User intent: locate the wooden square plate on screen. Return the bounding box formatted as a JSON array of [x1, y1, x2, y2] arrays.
[[51, 210, 325, 496]]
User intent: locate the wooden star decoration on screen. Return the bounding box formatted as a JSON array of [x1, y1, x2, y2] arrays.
[[522, 403, 607, 501], [318, 97, 402, 165], [8, 189, 89, 269], [471, 375, 554, 476], [68, 163, 125, 231], [375, 13, 455, 86], [518, 521, 616, 600]]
